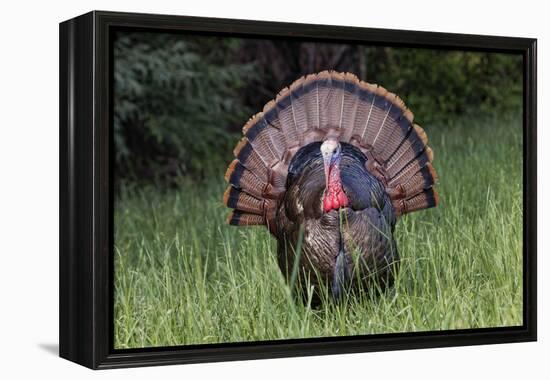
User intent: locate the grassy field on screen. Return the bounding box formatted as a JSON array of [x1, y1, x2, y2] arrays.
[[113, 114, 523, 349]]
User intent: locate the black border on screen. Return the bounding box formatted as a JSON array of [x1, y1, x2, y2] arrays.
[[59, 10, 537, 369]]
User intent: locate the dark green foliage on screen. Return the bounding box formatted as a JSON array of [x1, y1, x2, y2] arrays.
[[114, 32, 256, 181], [365, 48, 523, 124]]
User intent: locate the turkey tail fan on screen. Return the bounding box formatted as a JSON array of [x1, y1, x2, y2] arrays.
[[223, 70, 438, 233]]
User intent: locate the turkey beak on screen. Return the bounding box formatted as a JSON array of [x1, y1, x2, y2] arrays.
[[323, 154, 332, 192]]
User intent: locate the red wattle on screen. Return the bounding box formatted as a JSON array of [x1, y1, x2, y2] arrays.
[[337, 191, 349, 207], [323, 162, 349, 213], [323, 197, 332, 212], [323, 191, 349, 213]]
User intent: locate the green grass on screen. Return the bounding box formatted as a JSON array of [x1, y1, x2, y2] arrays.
[[113, 114, 523, 349]]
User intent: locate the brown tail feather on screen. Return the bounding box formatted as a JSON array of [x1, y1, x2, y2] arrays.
[[363, 86, 396, 151], [262, 100, 283, 132], [224, 70, 438, 232], [275, 87, 301, 147], [340, 73, 360, 142], [233, 138, 270, 180], [317, 71, 333, 133], [372, 98, 415, 162], [223, 186, 264, 215], [385, 126, 428, 178], [376, 116, 412, 163], [289, 76, 310, 134], [225, 160, 267, 199], [227, 211, 265, 226], [243, 114, 286, 166], [301, 73, 321, 130], [401, 163, 437, 198], [351, 83, 377, 144], [388, 148, 432, 187], [387, 163, 437, 200], [393, 188, 439, 216], [327, 72, 345, 131]]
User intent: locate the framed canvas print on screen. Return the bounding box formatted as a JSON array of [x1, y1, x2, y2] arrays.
[[59, 11, 537, 369]]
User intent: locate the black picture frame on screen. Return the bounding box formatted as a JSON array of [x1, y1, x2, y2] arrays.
[[59, 10, 537, 370]]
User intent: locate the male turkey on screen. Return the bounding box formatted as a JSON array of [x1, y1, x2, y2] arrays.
[[223, 71, 438, 301]]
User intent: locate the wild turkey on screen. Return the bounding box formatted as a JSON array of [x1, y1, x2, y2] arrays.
[[223, 71, 438, 301]]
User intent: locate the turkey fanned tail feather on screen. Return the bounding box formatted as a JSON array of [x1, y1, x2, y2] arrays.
[[224, 70, 438, 234]]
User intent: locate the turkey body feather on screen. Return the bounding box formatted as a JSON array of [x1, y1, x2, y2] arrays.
[[276, 142, 398, 297], [223, 70, 438, 300]]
